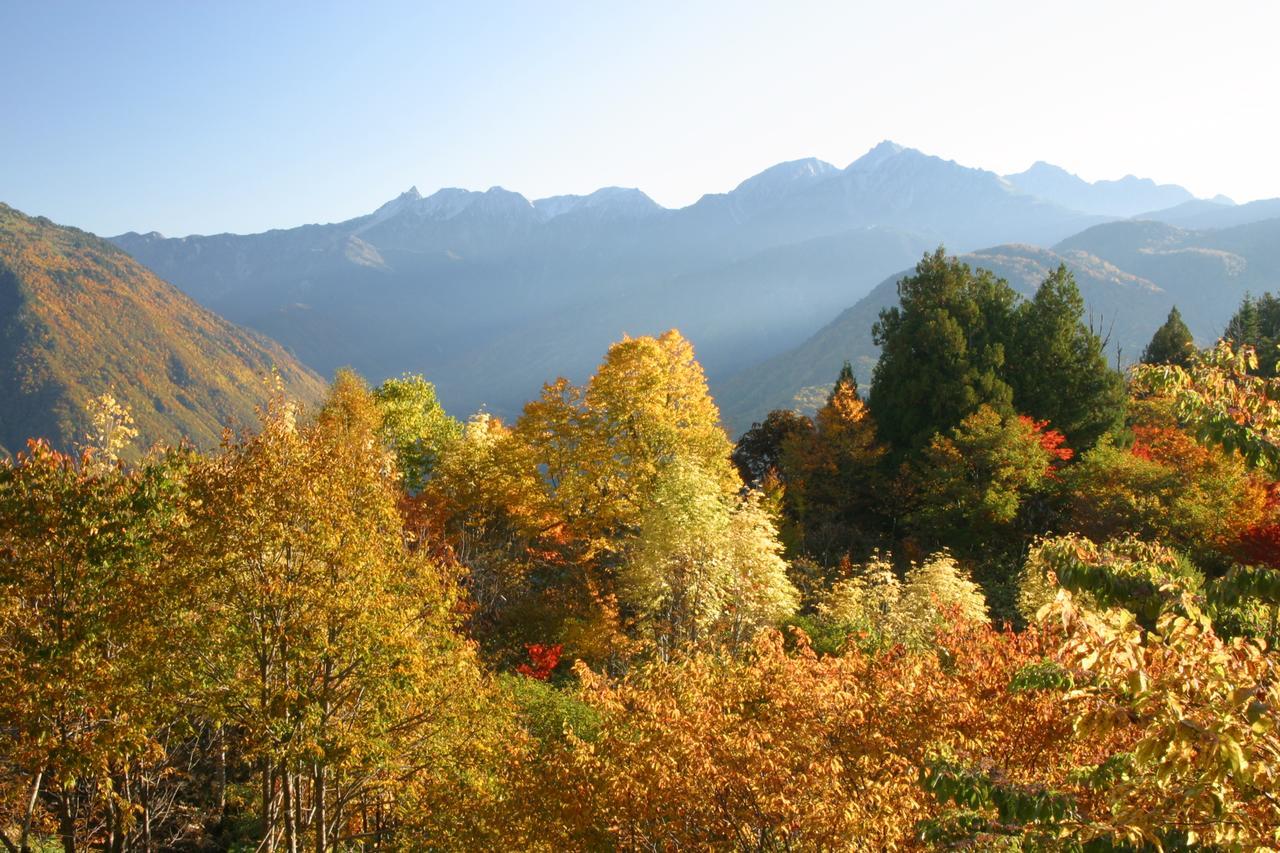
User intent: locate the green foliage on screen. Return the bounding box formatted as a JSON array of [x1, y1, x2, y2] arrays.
[[908, 405, 1053, 562], [373, 371, 461, 492], [1224, 292, 1280, 376], [1141, 305, 1195, 367], [1009, 660, 1075, 693], [1024, 535, 1203, 628], [870, 252, 1123, 454], [870, 249, 1018, 451], [502, 674, 601, 745], [1008, 264, 1126, 451], [731, 407, 812, 488], [919, 758, 1079, 847]]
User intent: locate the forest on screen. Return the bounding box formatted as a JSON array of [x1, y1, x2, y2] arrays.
[[2, 249, 1279, 851]]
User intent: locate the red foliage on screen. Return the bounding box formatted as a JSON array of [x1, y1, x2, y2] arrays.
[[1237, 524, 1280, 569], [1019, 416, 1074, 464], [1129, 424, 1206, 466], [517, 643, 563, 680]]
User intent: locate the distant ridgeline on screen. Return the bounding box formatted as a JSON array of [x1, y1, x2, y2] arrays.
[[0, 203, 325, 456], [108, 141, 1278, 426]]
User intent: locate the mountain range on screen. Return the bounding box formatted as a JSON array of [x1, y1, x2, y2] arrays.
[[0, 204, 324, 455], [6, 140, 1278, 451], [108, 142, 1129, 420]]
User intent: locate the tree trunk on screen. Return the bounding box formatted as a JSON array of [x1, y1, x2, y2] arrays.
[[18, 769, 42, 853], [262, 763, 276, 853], [217, 725, 228, 817], [314, 764, 327, 853], [55, 791, 76, 853], [282, 767, 299, 853]]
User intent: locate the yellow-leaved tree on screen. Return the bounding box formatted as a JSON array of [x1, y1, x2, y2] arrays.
[[189, 372, 512, 852]]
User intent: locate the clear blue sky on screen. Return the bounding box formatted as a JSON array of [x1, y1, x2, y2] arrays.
[[3, 1, 1277, 236]]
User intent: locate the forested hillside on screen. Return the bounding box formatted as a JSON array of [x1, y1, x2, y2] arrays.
[[3, 252, 1279, 849], [0, 205, 325, 455]]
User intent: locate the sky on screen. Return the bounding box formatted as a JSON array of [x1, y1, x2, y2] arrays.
[[3, 0, 1277, 237]]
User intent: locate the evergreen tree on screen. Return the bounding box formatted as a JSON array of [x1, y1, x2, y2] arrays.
[[1141, 306, 1195, 367], [1224, 293, 1280, 376], [1008, 265, 1126, 451], [869, 250, 1018, 451]]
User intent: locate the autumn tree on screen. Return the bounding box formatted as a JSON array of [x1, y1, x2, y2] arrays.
[[623, 459, 797, 657], [1054, 413, 1269, 574], [778, 364, 889, 565], [820, 550, 988, 648], [1023, 536, 1280, 848], [527, 622, 1119, 850], [0, 438, 194, 853], [190, 372, 507, 851]]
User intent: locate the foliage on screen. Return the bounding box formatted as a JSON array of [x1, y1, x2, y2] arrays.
[[7, 311, 1280, 851], [0, 438, 194, 852], [1007, 264, 1126, 451], [81, 390, 139, 467], [907, 405, 1057, 564], [870, 252, 1123, 454], [819, 550, 988, 648], [1223, 292, 1280, 376], [1134, 340, 1280, 474], [1142, 306, 1196, 367], [778, 363, 890, 565], [623, 459, 798, 657], [516, 643, 564, 680], [731, 407, 812, 488], [870, 249, 1019, 451], [527, 624, 1120, 850], [1054, 415, 1269, 572], [372, 372, 462, 492], [1047, 586, 1280, 848], [188, 372, 513, 850]]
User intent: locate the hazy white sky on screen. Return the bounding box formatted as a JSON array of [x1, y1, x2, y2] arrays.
[[2, 0, 1276, 236]]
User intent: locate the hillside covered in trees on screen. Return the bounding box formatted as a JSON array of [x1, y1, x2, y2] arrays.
[[0, 205, 325, 455], [3, 249, 1280, 850]]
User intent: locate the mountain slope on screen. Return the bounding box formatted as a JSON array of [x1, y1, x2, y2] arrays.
[[0, 204, 326, 455], [717, 218, 1280, 432], [110, 142, 1109, 418]]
